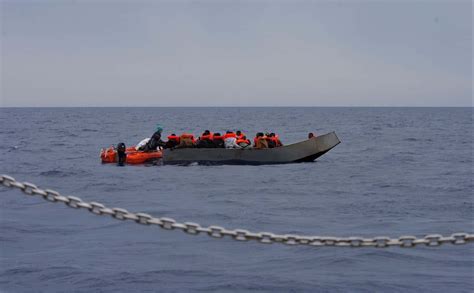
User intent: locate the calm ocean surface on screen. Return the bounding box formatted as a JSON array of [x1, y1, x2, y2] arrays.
[[0, 107, 472, 292]]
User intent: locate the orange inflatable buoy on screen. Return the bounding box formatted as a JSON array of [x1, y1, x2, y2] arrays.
[[100, 146, 162, 164]]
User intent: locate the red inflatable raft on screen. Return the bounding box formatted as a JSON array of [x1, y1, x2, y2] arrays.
[[100, 146, 162, 164]]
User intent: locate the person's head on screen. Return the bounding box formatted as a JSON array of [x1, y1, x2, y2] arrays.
[[214, 132, 221, 137], [242, 135, 247, 139], [270, 133, 275, 137], [171, 133, 176, 136], [203, 130, 210, 135], [236, 130, 242, 136], [256, 132, 263, 137], [308, 132, 314, 139], [156, 124, 163, 133], [226, 130, 232, 134]]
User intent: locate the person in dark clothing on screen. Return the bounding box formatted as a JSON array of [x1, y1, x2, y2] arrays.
[[144, 125, 165, 151], [165, 133, 180, 149], [116, 142, 127, 166], [211, 132, 225, 148], [197, 130, 213, 148]]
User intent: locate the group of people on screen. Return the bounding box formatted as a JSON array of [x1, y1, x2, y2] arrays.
[[139, 125, 284, 151]]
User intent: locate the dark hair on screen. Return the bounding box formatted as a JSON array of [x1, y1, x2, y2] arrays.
[[242, 135, 246, 139], [256, 132, 264, 137], [308, 132, 314, 138], [236, 130, 242, 135], [270, 133, 275, 137], [214, 132, 221, 136], [203, 130, 210, 135], [171, 133, 176, 136]]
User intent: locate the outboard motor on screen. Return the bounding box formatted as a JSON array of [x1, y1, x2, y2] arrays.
[[117, 142, 127, 166]]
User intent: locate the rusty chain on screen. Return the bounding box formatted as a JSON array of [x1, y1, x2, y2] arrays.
[[1, 174, 473, 248]]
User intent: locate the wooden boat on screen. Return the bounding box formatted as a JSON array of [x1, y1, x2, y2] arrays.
[[162, 132, 340, 165]]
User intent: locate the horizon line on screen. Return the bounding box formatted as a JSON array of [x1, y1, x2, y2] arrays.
[[0, 105, 472, 108]]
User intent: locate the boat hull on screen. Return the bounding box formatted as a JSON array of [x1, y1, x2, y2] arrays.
[[163, 132, 340, 165]]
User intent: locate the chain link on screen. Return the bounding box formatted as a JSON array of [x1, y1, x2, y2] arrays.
[[1, 174, 472, 248]]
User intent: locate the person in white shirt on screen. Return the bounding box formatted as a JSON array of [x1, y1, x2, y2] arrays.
[[223, 131, 242, 149]]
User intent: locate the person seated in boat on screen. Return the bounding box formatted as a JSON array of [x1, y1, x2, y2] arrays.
[[175, 133, 196, 148], [223, 131, 241, 149], [236, 130, 246, 140], [142, 125, 166, 151], [197, 130, 213, 148], [269, 133, 283, 147], [165, 133, 180, 149], [211, 132, 225, 148], [308, 132, 316, 139], [236, 135, 251, 148], [254, 132, 268, 149], [253, 132, 261, 146], [265, 132, 276, 148]]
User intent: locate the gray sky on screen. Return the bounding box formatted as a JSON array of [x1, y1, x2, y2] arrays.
[[1, 0, 472, 107]]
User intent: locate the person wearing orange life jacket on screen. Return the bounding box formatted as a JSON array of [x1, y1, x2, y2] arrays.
[[211, 132, 225, 148], [175, 133, 195, 148], [223, 131, 241, 149], [165, 133, 180, 149], [236, 135, 251, 148], [269, 132, 283, 147], [253, 133, 260, 147], [197, 130, 213, 148], [254, 132, 268, 149], [264, 132, 276, 148], [236, 130, 246, 140]]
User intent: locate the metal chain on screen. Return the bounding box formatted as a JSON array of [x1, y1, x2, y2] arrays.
[[1, 174, 473, 248]]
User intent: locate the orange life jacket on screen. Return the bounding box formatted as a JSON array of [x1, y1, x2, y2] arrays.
[[223, 132, 237, 139], [236, 132, 246, 140], [180, 133, 195, 143], [200, 132, 213, 141], [255, 137, 269, 149], [274, 135, 282, 147], [254, 136, 267, 146], [236, 138, 250, 145], [167, 135, 180, 143], [213, 134, 224, 141], [254, 136, 265, 145]]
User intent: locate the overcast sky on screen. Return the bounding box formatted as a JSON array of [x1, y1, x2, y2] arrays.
[[1, 0, 472, 107]]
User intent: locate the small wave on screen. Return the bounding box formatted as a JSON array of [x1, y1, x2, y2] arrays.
[[40, 170, 69, 177], [403, 138, 418, 142], [0, 130, 15, 134], [81, 128, 98, 132], [0, 267, 42, 277], [40, 169, 89, 177], [7, 146, 19, 151]]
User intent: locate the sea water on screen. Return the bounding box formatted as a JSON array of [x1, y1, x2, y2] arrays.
[[0, 107, 472, 292]]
